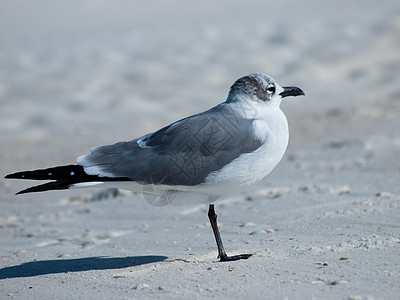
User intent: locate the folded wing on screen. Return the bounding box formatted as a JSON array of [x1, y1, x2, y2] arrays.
[[78, 104, 262, 186]]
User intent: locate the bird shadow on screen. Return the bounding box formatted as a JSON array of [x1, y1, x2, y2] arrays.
[[0, 255, 168, 279]]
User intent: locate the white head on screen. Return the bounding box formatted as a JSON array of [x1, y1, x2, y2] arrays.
[[226, 73, 304, 109]]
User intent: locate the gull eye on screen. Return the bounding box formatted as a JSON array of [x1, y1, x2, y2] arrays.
[[266, 85, 275, 94]]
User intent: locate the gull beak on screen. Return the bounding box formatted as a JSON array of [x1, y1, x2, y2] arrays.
[[279, 86, 305, 98]]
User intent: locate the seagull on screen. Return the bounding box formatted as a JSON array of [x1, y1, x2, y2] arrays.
[[5, 73, 304, 261]]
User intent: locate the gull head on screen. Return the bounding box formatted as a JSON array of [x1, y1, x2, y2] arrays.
[[227, 73, 305, 107]]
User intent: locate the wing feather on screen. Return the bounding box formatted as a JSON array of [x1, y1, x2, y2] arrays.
[[78, 104, 262, 186]]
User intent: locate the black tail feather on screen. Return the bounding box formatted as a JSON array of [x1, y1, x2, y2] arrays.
[[5, 164, 130, 195]]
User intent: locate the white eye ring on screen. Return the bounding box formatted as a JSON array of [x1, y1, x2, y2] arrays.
[[266, 84, 275, 94]]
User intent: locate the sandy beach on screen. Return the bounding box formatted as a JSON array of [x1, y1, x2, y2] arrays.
[[1, 0, 399, 299]]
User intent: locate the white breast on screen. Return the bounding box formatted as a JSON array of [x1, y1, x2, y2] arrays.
[[204, 108, 289, 189]]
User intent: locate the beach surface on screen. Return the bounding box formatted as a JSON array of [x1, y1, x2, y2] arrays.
[[1, 0, 399, 299]]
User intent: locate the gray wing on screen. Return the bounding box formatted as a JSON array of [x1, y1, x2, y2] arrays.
[[78, 104, 262, 186]]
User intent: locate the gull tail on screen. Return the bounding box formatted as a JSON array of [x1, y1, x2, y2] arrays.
[[5, 164, 129, 195]]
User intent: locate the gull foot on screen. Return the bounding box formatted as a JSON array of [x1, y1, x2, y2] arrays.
[[219, 253, 252, 262]]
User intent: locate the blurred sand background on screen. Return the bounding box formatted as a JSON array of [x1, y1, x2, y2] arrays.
[[1, 0, 399, 299]]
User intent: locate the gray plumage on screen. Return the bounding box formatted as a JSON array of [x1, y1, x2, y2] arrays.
[[78, 103, 262, 186]]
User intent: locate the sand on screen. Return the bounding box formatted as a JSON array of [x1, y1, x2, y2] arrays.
[[1, 0, 399, 299]]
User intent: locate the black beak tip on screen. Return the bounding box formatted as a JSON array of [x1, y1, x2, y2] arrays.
[[280, 86, 305, 98]]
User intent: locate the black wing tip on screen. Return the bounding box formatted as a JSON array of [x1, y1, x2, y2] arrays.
[[15, 188, 45, 195], [5, 171, 71, 195], [15, 189, 28, 195], [5, 165, 131, 195], [4, 165, 83, 181], [13, 181, 72, 195], [5, 172, 20, 179]]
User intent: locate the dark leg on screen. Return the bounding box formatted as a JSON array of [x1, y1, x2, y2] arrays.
[[207, 204, 252, 262]]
